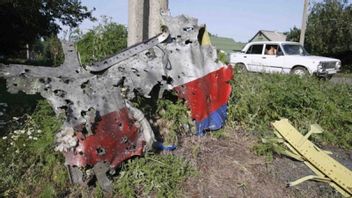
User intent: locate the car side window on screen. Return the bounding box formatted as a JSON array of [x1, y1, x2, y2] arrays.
[[265, 44, 280, 55], [277, 46, 284, 55], [246, 44, 263, 54]]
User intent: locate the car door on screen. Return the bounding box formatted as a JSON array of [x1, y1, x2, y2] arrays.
[[261, 44, 285, 73], [245, 44, 264, 72]]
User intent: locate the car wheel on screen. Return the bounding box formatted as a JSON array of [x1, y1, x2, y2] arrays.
[[291, 66, 308, 76], [235, 63, 247, 73], [318, 75, 333, 81]]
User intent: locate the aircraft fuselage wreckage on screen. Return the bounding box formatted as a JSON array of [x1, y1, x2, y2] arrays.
[[0, 15, 233, 191]]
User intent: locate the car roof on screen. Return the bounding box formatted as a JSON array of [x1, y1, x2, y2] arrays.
[[246, 41, 300, 45]]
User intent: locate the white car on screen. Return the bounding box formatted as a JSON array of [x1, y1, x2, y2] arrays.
[[230, 41, 341, 78]]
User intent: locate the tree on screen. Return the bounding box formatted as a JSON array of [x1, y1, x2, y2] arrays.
[[286, 0, 352, 68], [30, 35, 65, 66], [305, 0, 351, 55], [0, 0, 94, 55], [286, 27, 301, 43], [74, 17, 128, 65]]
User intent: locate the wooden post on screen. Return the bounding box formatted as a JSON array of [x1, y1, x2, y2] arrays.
[[300, 0, 309, 46]]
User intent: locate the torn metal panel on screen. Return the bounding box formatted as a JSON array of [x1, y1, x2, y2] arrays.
[[0, 40, 155, 190], [272, 119, 352, 197], [63, 108, 145, 168], [0, 14, 233, 191], [175, 66, 233, 136]]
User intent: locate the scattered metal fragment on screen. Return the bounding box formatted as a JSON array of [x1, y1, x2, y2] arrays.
[[93, 161, 113, 193], [0, 15, 233, 191], [55, 127, 78, 152], [272, 119, 352, 197]]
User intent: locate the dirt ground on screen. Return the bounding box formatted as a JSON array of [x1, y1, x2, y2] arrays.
[[174, 126, 352, 198]]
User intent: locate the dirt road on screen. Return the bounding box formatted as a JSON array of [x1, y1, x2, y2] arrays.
[[175, 127, 351, 198], [330, 76, 352, 84]]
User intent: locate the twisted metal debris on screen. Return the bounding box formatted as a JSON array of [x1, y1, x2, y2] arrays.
[[0, 15, 233, 191]]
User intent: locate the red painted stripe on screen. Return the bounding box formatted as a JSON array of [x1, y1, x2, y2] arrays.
[[64, 108, 145, 168], [175, 65, 233, 122]]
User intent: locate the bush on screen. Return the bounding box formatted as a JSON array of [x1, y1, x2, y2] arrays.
[[228, 72, 352, 149], [74, 16, 127, 65]]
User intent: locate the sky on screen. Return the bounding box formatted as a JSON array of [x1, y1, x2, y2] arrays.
[[77, 0, 307, 42]]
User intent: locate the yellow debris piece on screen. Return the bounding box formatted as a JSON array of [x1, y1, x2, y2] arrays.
[[201, 29, 211, 46], [272, 119, 352, 197]]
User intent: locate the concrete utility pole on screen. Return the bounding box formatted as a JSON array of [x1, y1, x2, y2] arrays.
[[300, 0, 309, 46], [127, 0, 145, 46], [128, 0, 169, 46], [149, 0, 169, 38]]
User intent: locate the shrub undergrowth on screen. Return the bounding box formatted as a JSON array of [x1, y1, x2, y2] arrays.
[[228, 72, 352, 149], [156, 99, 193, 145], [132, 91, 193, 145], [114, 154, 194, 198], [0, 100, 67, 197]]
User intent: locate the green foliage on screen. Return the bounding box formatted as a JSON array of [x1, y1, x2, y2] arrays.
[[228, 72, 352, 149], [306, 0, 352, 56], [94, 185, 105, 198], [132, 90, 193, 145], [75, 16, 128, 65], [0, 0, 93, 56], [157, 99, 193, 145], [30, 35, 65, 66], [287, 0, 352, 66], [210, 128, 229, 139], [0, 100, 67, 196], [286, 26, 300, 42], [114, 154, 194, 198], [218, 51, 229, 64], [39, 184, 56, 198], [252, 138, 288, 161], [252, 143, 276, 161], [2, 35, 66, 66]]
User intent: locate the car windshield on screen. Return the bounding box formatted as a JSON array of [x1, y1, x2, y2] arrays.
[[282, 44, 309, 56]]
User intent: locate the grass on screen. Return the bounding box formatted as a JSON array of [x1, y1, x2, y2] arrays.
[[156, 99, 193, 145], [336, 72, 352, 78], [228, 71, 352, 153], [114, 154, 194, 198], [0, 100, 67, 197]]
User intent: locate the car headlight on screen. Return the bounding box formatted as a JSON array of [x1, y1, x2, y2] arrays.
[[317, 62, 323, 70], [336, 61, 341, 69]]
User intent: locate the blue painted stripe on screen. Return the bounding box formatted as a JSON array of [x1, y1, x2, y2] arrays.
[[195, 104, 228, 136], [153, 142, 177, 151]]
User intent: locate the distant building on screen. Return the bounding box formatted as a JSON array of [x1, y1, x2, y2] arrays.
[[248, 30, 287, 42], [210, 36, 245, 53]]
